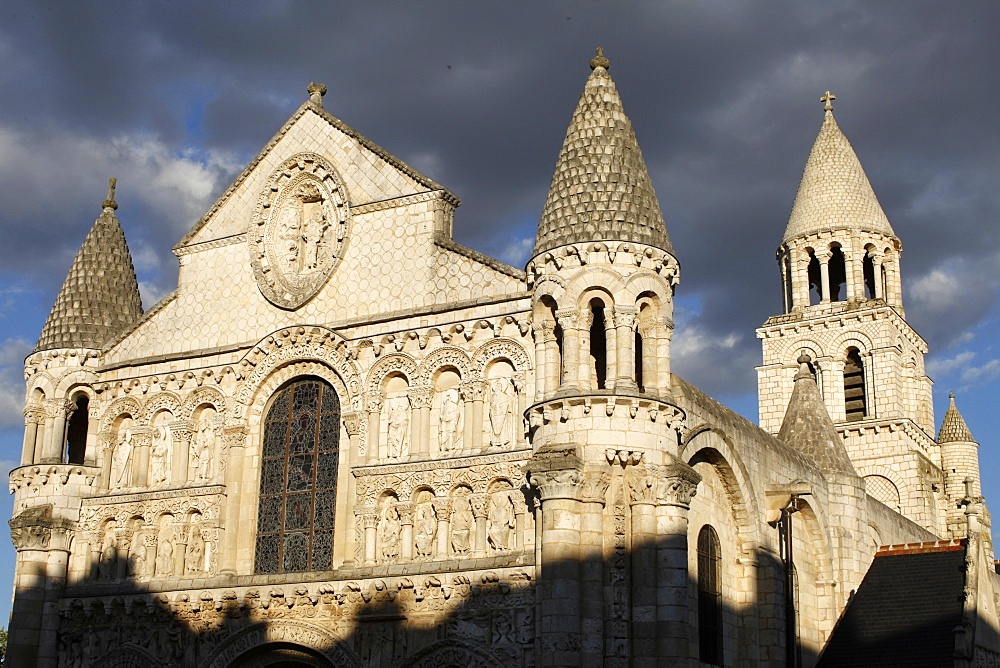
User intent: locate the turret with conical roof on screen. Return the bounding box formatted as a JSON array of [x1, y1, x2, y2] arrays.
[[938, 393, 982, 537], [36, 179, 143, 352]]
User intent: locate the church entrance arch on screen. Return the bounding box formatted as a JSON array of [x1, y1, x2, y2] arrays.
[[224, 641, 334, 667], [204, 621, 361, 668]]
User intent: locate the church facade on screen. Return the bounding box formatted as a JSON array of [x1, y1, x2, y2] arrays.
[[8, 52, 1000, 666]]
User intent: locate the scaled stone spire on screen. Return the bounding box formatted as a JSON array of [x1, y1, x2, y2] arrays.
[[534, 48, 672, 257], [778, 353, 857, 474], [35, 179, 143, 352], [783, 94, 895, 244], [938, 393, 976, 443]]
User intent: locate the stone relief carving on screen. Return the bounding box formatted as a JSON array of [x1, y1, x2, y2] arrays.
[[185, 519, 206, 575], [149, 422, 172, 486], [98, 529, 118, 581], [438, 387, 462, 452], [487, 491, 515, 552], [249, 153, 350, 310], [155, 518, 176, 577], [192, 412, 219, 482], [111, 418, 135, 489], [378, 499, 401, 563], [413, 493, 437, 559], [450, 494, 474, 555], [385, 395, 410, 460], [487, 378, 515, 448]]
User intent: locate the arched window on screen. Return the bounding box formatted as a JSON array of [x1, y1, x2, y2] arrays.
[[589, 299, 607, 389], [806, 250, 821, 305], [64, 395, 88, 465], [698, 524, 723, 665], [255, 377, 341, 575], [829, 246, 846, 302], [634, 329, 644, 391], [844, 348, 867, 421], [863, 251, 876, 299]]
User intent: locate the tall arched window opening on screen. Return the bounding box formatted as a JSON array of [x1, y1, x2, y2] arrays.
[[844, 348, 867, 421], [698, 524, 723, 665], [806, 250, 821, 305], [783, 253, 794, 313], [64, 395, 88, 465], [829, 246, 846, 301], [589, 299, 607, 390], [634, 330, 644, 392], [255, 377, 341, 575], [863, 252, 876, 299]]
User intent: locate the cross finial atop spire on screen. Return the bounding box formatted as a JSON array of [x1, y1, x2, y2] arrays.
[[821, 90, 836, 112], [102, 177, 118, 211], [590, 46, 610, 71]]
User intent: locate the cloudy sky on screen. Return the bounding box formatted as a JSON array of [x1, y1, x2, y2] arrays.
[[1, 0, 998, 621]]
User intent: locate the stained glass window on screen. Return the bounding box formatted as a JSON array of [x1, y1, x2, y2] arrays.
[[255, 378, 341, 574]]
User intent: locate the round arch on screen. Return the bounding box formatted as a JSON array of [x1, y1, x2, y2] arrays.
[[203, 621, 360, 668]]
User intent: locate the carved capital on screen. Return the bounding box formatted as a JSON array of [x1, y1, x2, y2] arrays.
[[396, 503, 414, 525], [130, 427, 152, 448], [408, 386, 434, 409], [45, 399, 68, 419], [814, 249, 833, 263], [612, 305, 638, 329], [470, 495, 488, 519], [579, 470, 611, 505], [432, 498, 452, 521], [460, 380, 486, 402], [366, 395, 383, 414], [554, 307, 579, 330], [342, 412, 362, 437], [528, 469, 582, 502], [627, 462, 701, 508], [223, 426, 248, 449], [169, 419, 194, 442], [357, 510, 379, 531], [9, 505, 74, 552], [22, 405, 46, 424]]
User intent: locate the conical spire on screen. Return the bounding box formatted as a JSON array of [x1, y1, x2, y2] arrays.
[[533, 48, 672, 257], [938, 393, 976, 443], [35, 179, 143, 352], [783, 94, 895, 244], [778, 353, 857, 474]]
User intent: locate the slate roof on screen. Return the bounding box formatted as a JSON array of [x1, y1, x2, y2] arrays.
[[35, 185, 143, 352], [938, 393, 976, 444], [534, 49, 672, 257], [783, 106, 896, 244], [777, 355, 857, 474], [818, 540, 967, 667]]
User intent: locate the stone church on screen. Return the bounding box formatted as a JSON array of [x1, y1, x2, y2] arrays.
[[8, 50, 1000, 666]]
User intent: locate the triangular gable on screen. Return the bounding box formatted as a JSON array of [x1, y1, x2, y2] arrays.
[[177, 99, 457, 249]]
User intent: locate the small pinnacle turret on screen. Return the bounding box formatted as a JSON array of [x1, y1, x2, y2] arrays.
[[778, 353, 857, 475], [35, 179, 143, 352], [533, 48, 672, 257], [307, 82, 327, 108], [938, 393, 976, 444], [783, 94, 895, 244]]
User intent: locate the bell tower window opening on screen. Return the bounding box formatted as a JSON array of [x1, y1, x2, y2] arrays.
[[863, 251, 876, 299], [255, 377, 341, 575], [829, 246, 847, 302], [589, 299, 607, 390], [634, 330, 644, 391], [64, 395, 88, 465], [782, 252, 793, 313], [844, 348, 867, 421], [806, 250, 821, 305], [698, 524, 723, 665]]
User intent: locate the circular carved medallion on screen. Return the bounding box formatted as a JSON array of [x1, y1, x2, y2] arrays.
[[249, 153, 350, 309]]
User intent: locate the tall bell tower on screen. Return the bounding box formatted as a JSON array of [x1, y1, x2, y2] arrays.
[[756, 93, 941, 532]]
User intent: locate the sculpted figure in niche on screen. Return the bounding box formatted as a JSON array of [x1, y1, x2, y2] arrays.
[[111, 418, 134, 489], [98, 529, 117, 581], [301, 205, 329, 272], [488, 491, 515, 551], [185, 521, 206, 574], [414, 497, 436, 559], [277, 198, 302, 273], [385, 395, 410, 460], [191, 414, 216, 482], [155, 521, 175, 577], [438, 388, 462, 452], [450, 495, 474, 555], [488, 377, 516, 447], [150, 422, 172, 485], [378, 501, 401, 563], [128, 521, 146, 577]]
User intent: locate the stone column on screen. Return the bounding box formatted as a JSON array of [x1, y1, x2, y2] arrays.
[[360, 510, 378, 565], [409, 386, 433, 458], [41, 399, 71, 463], [626, 466, 659, 666], [39, 530, 72, 668], [544, 322, 561, 396], [115, 528, 130, 580], [366, 398, 382, 464], [170, 420, 192, 485], [341, 413, 362, 565], [398, 504, 414, 561], [780, 252, 791, 313], [21, 407, 42, 466], [513, 374, 527, 446], [655, 464, 701, 662], [471, 495, 488, 556], [132, 427, 151, 487], [463, 380, 486, 452], [578, 308, 593, 390], [796, 256, 811, 307], [815, 249, 832, 303], [532, 322, 548, 401], [579, 470, 611, 665], [98, 431, 113, 493], [870, 250, 885, 300], [173, 522, 187, 576], [843, 249, 856, 302], [614, 306, 638, 391], [219, 426, 246, 575], [603, 308, 618, 384], [555, 308, 580, 391], [513, 495, 527, 549], [526, 455, 584, 667], [433, 498, 452, 558], [656, 318, 673, 393]]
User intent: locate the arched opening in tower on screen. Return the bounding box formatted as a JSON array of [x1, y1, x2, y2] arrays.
[[589, 299, 607, 390], [863, 252, 876, 300], [829, 245, 847, 301], [807, 250, 821, 305], [65, 395, 89, 465], [844, 348, 867, 421], [634, 329, 644, 391]]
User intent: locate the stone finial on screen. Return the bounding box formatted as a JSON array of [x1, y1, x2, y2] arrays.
[[590, 46, 609, 71], [821, 90, 836, 112], [307, 82, 328, 107], [102, 177, 118, 211], [795, 352, 813, 380]]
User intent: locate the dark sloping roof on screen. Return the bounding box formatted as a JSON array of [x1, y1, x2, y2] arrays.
[[818, 541, 967, 667], [783, 106, 895, 244], [938, 393, 976, 444], [36, 184, 143, 352], [533, 49, 672, 257], [777, 355, 856, 474]]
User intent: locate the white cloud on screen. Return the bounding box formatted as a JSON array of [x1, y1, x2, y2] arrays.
[[497, 236, 533, 267], [926, 350, 976, 378], [0, 338, 31, 429], [961, 359, 1000, 385]]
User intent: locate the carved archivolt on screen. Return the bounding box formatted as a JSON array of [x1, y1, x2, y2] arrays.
[[204, 621, 360, 668], [181, 386, 228, 418], [242, 357, 355, 424], [138, 391, 182, 424], [414, 346, 472, 386], [99, 397, 142, 433], [366, 353, 418, 398], [471, 338, 531, 376]]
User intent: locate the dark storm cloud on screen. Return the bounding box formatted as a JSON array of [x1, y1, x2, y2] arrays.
[[1, 0, 998, 399]]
